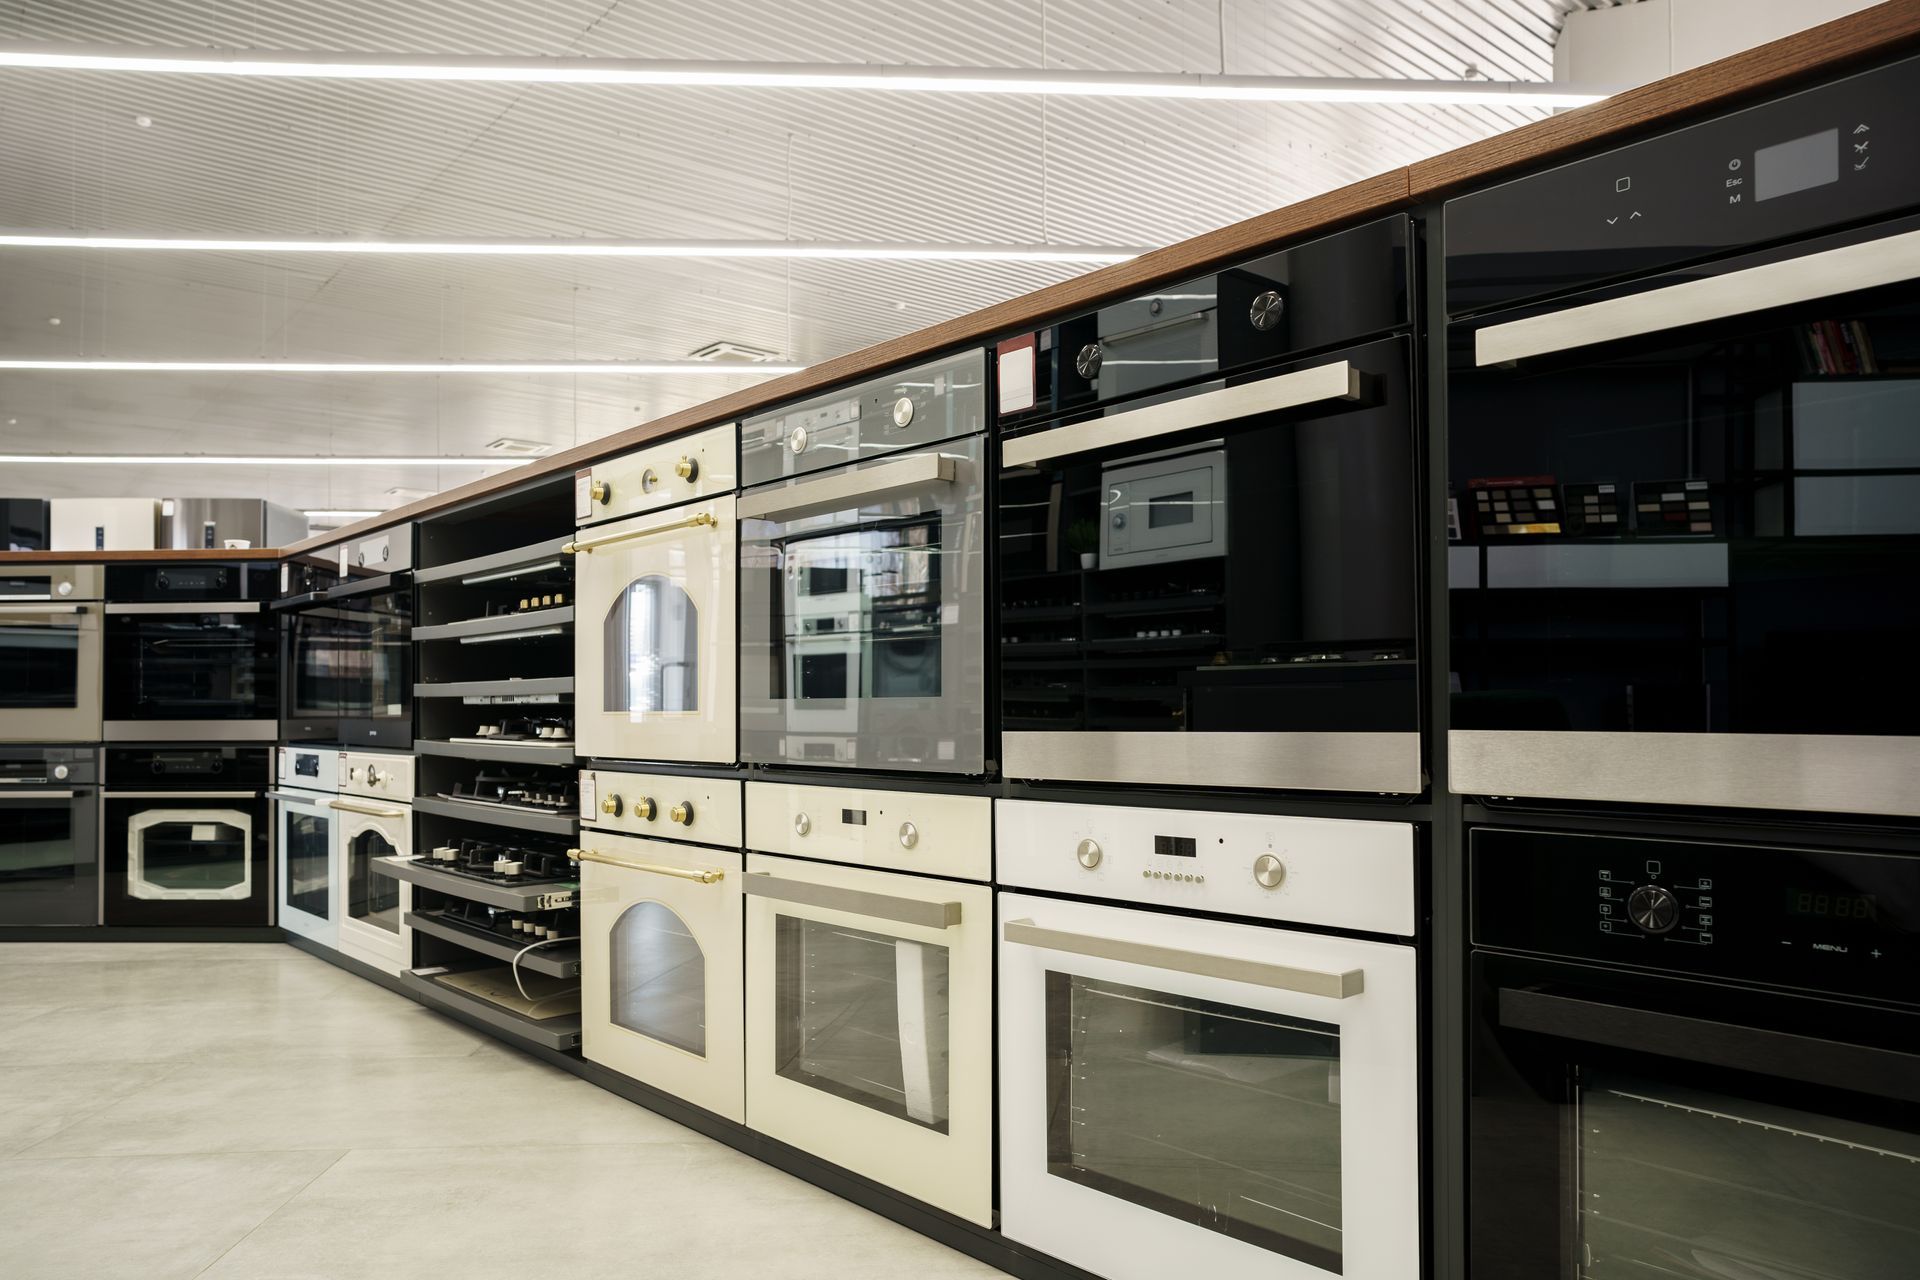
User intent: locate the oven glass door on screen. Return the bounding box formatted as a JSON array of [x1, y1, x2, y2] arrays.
[[102, 793, 270, 926], [105, 611, 277, 723], [740, 436, 987, 773], [0, 789, 96, 926], [0, 604, 100, 741], [744, 852, 993, 1226], [575, 496, 736, 764], [277, 792, 336, 944], [1472, 954, 1920, 1280], [337, 806, 409, 971], [1449, 220, 1920, 812], [284, 606, 349, 735], [580, 834, 744, 1123], [997, 335, 1418, 793], [998, 893, 1419, 1280], [336, 587, 412, 746]]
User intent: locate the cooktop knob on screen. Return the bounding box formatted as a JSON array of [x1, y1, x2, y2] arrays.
[[892, 397, 915, 428], [1076, 838, 1103, 870], [1628, 884, 1680, 934], [1253, 852, 1287, 889], [601, 794, 623, 817], [899, 821, 919, 849], [1075, 343, 1103, 380], [788, 425, 808, 454], [634, 796, 657, 821], [670, 801, 694, 826], [793, 812, 811, 836], [1249, 290, 1285, 331]]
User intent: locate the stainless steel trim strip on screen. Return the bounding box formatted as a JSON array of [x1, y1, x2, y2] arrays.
[[743, 871, 961, 929], [0, 603, 85, 616], [264, 790, 318, 804], [103, 720, 280, 742], [1003, 730, 1422, 793], [1449, 729, 1920, 818], [738, 453, 956, 522], [1003, 919, 1364, 999], [0, 789, 76, 800], [1476, 225, 1920, 366], [1001, 359, 1361, 468], [106, 790, 258, 799], [327, 799, 406, 818], [105, 601, 264, 614]]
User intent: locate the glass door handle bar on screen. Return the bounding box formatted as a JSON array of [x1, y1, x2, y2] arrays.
[[563, 510, 717, 554], [743, 871, 962, 929], [1477, 225, 1920, 366], [1002, 919, 1364, 998], [737, 453, 957, 522], [0, 789, 76, 799], [0, 603, 85, 615], [1499, 987, 1920, 1103], [327, 799, 406, 818], [567, 846, 724, 884], [1001, 359, 1363, 468]]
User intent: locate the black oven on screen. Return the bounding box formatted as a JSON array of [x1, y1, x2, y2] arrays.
[[101, 745, 272, 927], [995, 214, 1420, 794], [276, 551, 347, 743], [0, 746, 98, 927], [327, 570, 413, 749], [1469, 824, 1920, 1280], [1446, 51, 1920, 818], [103, 562, 278, 741]]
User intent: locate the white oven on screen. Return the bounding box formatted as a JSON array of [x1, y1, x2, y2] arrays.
[[742, 781, 994, 1226], [334, 751, 412, 975], [997, 800, 1419, 1280], [270, 747, 340, 948]]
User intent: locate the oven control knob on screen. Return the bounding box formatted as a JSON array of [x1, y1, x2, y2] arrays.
[[56, 581, 73, 597], [600, 794, 623, 817], [898, 822, 919, 850], [1075, 343, 1103, 380], [641, 467, 660, 493], [793, 812, 811, 836], [675, 456, 698, 481], [364, 764, 383, 787], [788, 425, 809, 454], [634, 796, 656, 821], [590, 479, 610, 505], [52, 764, 69, 780], [1076, 838, 1103, 870], [1249, 290, 1285, 331], [1253, 853, 1287, 889], [670, 802, 694, 826], [1628, 885, 1680, 934], [891, 397, 915, 428]]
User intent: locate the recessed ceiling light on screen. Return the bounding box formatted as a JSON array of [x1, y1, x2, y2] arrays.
[[483, 437, 552, 457], [133, 114, 152, 127], [0, 359, 805, 374], [384, 486, 433, 500], [46, 317, 59, 326]]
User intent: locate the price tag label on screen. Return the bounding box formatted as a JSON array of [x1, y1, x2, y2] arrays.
[[574, 470, 595, 521], [997, 335, 1036, 415], [579, 771, 595, 820]]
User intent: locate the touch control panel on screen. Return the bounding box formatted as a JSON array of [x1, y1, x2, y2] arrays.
[[579, 769, 742, 849], [996, 799, 1415, 937], [745, 782, 990, 883]]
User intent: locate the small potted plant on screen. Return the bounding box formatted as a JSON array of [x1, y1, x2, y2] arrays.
[[1065, 518, 1100, 571]]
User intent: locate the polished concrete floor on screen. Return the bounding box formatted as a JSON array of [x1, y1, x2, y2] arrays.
[[0, 942, 1001, 1280]]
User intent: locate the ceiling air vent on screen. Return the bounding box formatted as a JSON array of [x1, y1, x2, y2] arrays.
[[687, 340, 786, 364], [483, 437, 554, 457]]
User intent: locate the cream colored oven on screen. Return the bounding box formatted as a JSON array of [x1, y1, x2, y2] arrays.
[[574, 770, 744, 1122], [570, 424, 738, 765], [334, 751, 413, 975], [742, 781, 994, 1227]]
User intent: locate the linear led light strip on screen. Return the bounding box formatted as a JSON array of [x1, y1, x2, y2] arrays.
[[0, 43, 1613, 107], [0, 455, 515, 466], [0, 233, 1142, 264], [0, 360, 804, 374]]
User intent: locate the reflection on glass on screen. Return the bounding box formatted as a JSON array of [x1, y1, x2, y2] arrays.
[[774, 915, 949, 1131], [1581, 1073, 1920, 1279], [285, 811, 330, 918], [0, 806, 75, 890], [778, 516, 943, 708], [132, 816, 248, 898], [610, 901, 706, 1056], [605, 575, 698, 715], [0, 623, 80, 710], [109, 616, 273, 719], [346, 829, 399, 934], [1047, 974, 1343, 1271]]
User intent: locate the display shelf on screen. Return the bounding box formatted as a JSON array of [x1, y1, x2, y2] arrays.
[[414, 737, 577, 765], [401, 969, 581, 1052], [413, 676, 574, 700], [404, 911, 581, 978], [411, 606, 573, 643], [412, 536, 574, 586], [413, 794, 579, 837], [376, 855, 577, 911]]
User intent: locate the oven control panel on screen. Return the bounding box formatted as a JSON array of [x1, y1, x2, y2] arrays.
[[746, 782, 990, 883], [576, 422, 738, 527], [581, 769, 742, 850], [341, 751, 414, 802], [277, 746, 340, 791], [1473, 827, 1920, 1004], [996, 799, 1414, 936]]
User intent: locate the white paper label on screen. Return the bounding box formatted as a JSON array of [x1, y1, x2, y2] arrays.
[[280, 564, 289, 593], [579, 772, 595, 819], [190, 824, 218, 842], [998, 344, 1036, 414], [575, 471, 595, 521]]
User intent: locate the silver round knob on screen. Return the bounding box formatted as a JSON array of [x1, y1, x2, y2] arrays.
[[1076, 838, 1103, 870], [898, 822, 918, 849], [1253, 853, 1287, 889], [56, 581, 73, 597], [787, 425, 808, 454], [52, 764, 69, 780], [1249, 290, 1285, 331], [1075, 343, 1103, 379], [891, 396, 915, 428], [793, 812, 811, 836]]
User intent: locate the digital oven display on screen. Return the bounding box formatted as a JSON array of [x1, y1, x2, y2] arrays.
[[1153, 835, 1197, 858], [1753, 128, 1840, 202], [1784, 887, 1879, 922]]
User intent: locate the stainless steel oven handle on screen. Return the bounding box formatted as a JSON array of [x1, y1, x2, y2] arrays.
[[327, 799, 406, 818], [0, 603, 85, 617], [563, 511, 718, 555], [744, 871, 962, 929], [1476, 224, 1920, 366], [108, 790, 259, 799], [1003, 919, 1365, 999], [0, 789, 77, 799], [737, 453, 957, 523], [1001, 358, 1363, 468], [106, 601, 263, 614], [568, 847, 724, 885], [1499, 987, 1920, 1104]]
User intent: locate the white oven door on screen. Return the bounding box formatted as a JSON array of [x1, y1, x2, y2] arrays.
[[998, 892, 1419, 1280], [573, 496, 737, 764], [744, 852, 993, 1226], [273, 790, 336, 944], [334, 800, 411, 974], [579, 834, 744, 1123]]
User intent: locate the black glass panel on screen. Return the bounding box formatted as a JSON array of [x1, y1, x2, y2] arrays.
[[338, 589, 412, 724], [346, 828, 399, 934], [0, 622, 79, 709], [0, 803, 76, 891], [104, 613, 277, 720], [285, 811, 330, 919]]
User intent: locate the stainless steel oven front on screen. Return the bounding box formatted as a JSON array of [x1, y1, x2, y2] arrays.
[[739, 351, 989, 774], [0, 564, 102, 743]]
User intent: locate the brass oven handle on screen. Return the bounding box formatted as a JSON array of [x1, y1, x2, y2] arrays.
[[567, 846, 724, 884], [743, 871, 962, 930], [563, 511, 717, 554], [1002, 919, 1365, 999], [737, 453, 956, 523], [327, 799, 406, 818]]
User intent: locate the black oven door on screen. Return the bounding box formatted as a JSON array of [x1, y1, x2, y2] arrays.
[[329, 576, 413, 749], [1449, 213, 1920, 817], [101, 790, 271, 927], [103, 604, 279, 740], [1471, 951, 1920, 1280], [281, 604, 347, 742], [0, 786, 97, 926]]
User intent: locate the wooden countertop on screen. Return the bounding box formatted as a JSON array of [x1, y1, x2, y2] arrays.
[[0, 548, 283, 563], [5, 1, 1915, 564]]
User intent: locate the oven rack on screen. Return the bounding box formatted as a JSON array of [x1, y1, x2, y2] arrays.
[[404, 910, 581, 978], [414, 737, 576, 766], [411, 535, 574, 587], [412, 676, 574, 700], [401, 968, 581, 1052], [376, 855, 577, 911], [411, 605, 574, 644], [412, 794, 578, 836]]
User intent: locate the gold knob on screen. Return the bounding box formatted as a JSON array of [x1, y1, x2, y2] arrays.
[[675, 456, 697, 481], [641, 467, 660, 493], [634, 796, 656, 821], [600, 794, 622, 816], [590, 479, 610, 504], [670, 801, 693, 826]]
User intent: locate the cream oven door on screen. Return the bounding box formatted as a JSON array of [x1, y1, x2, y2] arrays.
[[333, 801, 411, 975], [744, 852, 993, 1226], [578, 834, 744, 1124], [572, 496, 737, 764]]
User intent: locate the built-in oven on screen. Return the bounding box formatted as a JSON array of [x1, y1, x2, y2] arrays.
[[996, 215, 1420, 794], [1446, 51, 1920, 819], [996, 800, 1419, 1280], [1469, 823, 1920, 1280], [330, 554, 414, 750], [269, 746, 340, 947], [0, 564, 102, 743], [575, 771, 745, 1123], [570, 423, 738, 765], [742, 781, 994, 1225], [335, 750, 413, 974], [0, 746, 98, 927], [103, 562, 278, 742], [102, 745, 273, 927], [739, 352, 988, 774], [275, 550, 348, 744]]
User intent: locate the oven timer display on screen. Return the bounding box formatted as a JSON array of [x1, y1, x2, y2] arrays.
[[1153, 835, 1197, 858], [1784, 888, 1878, 922]]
